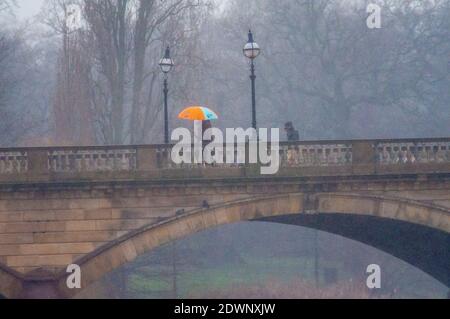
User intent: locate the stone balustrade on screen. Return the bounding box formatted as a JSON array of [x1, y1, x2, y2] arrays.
[[280, 143, 352, 167], [0, 151, 28, 174], [0, 138, 448, 181], [375, 141, 450, 165], [48, 148, 137, 172]]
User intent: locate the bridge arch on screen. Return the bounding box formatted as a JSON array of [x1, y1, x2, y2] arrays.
[[56, 192, 450, 298]]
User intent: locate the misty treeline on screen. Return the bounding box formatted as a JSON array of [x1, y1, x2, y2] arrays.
[[0, 0, 449, 146]]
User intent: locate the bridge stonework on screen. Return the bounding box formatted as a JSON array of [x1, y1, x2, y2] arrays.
[[0, 138, 448, 298]]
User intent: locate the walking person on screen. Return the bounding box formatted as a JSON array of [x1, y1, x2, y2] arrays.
[[284, 122, 300, 166], [284, 121, 300, 141]]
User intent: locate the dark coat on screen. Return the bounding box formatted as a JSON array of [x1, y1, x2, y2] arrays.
[[287, 128, 300, 141]]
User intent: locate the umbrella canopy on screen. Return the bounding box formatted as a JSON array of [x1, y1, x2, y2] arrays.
[[178, 106, 218, 121]]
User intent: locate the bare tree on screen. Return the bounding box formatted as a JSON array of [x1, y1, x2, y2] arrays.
[[209, 0, 450, 139], [0, 27, 52, 146], [0, 34, 16, 141], [0, 0, 16, 12], [44, 0, 96, 145], [78, 0, 207, 145], [43, 0, 209, 145]]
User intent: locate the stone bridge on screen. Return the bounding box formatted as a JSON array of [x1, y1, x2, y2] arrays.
[[0, 138, 449, 298]]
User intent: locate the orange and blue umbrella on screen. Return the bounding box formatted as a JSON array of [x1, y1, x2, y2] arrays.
[[178, 106, 218, 121]]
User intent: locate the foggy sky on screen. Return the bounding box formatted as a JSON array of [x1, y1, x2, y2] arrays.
[[15, 0, 44, 19]]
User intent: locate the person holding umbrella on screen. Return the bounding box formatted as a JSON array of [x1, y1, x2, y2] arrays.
[[178, 106, 218, 142], [201, 120, 213, 145], [178, 106, 218, 163]]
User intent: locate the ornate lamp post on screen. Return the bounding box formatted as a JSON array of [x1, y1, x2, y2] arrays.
[[159, 46, 175, 144], [243, 30, 261, 130]]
